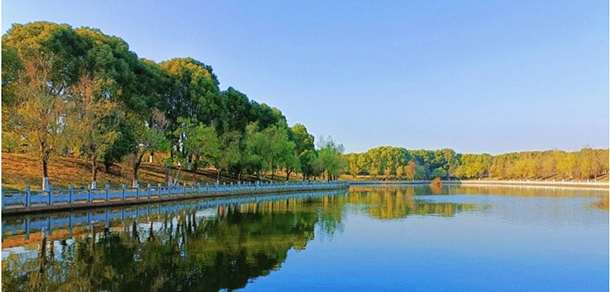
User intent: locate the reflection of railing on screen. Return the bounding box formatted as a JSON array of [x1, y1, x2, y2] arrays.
[[2, 181, 349, 212], [2, 189, 349, 247]]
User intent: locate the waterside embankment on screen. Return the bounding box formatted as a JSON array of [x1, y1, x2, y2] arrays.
[[347, 179, 609, 189], [2, 181, 349, 215]]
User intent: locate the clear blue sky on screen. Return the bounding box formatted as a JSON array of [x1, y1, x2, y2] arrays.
[[3, 0, 608, 154]]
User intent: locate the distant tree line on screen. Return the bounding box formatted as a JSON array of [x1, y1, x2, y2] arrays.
[[345, 146, 609, 181], [1, 22, 345, 189]]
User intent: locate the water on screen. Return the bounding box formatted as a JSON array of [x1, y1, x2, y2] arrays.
[[2, 185, 608, 292]]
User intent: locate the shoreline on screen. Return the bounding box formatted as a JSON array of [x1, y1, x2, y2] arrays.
[[346, 180, 609, 189], [2, 182, 349, 216], [3, 179, 607, 216]]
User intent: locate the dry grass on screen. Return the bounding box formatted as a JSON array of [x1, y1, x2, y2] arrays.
[[2, 153, 304, 191]]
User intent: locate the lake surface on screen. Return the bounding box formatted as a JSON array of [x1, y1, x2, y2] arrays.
[[2, 185, 608, 292]]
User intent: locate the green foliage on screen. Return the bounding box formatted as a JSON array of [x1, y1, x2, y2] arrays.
[[216, 131, 242, 177], [291, 123, 315, 155], [223, 87, 252, 133], [317, 136, 346, 181], [103, 118, 136, 171], [3, 21, 344, 186], [347, 146, 609, 181], [246, 124, 297, 179], [175, 118, 219, 169]]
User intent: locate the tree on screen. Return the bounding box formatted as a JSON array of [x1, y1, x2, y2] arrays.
[[299, 150, 318, 181], [129, 109, 171, 187], [2, 22, 85, 190], [291, 124, 315, 155], [67, 76, 121, 189], [174, 118, 219, 185], [257, 126, 296, 180], [357, 153, 372, 176], [346, 153, 359, 178], [317, 136, 346, 181], [215, 131, 242, 182], [223, 87, 251, 133], [282, 150, 300, 181], [557, 152, 577, 179], [102, 118, 136, 173], [161, 57, 224, 154]]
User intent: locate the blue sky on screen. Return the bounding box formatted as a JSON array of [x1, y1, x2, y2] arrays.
[[3, 1, 608, 154]]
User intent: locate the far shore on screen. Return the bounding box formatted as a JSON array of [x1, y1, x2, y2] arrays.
[[347, 179, 609, 190]]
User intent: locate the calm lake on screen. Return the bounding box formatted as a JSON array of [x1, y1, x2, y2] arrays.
[[2, 185, 608, 292]]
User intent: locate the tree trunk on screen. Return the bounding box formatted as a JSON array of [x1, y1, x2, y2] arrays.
[[42, 157, 49, 191], [91, 155, 98, 189], [133, 153, 143, 188], [172, 162, 184, 186], [164, 164, 170, 185], [104, 160, 112, 173], [39, 234, 47, 277], [238, 171, 241, 181], [271, 168, 275, 180], [217, 169, 221, 182], [286, 170, 292, 181]]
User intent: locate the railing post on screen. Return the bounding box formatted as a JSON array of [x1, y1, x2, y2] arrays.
[[158, 183, 162, 197], [69, 184, 74, 204], [136, 185, 140, 199], [105, 184, 110, 202], [206, 183, 209, 193], [48, 186, 53, 205], [122, 184, 126, 201], [25, 185, 31, 207], [88, 188, 92, 203], [148, 184, 152, 199]]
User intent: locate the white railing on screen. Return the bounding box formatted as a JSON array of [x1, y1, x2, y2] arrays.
[[1, 180, 349, 210]]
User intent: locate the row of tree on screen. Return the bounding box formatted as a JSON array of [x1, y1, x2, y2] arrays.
[[344, 146, 609, 180], [1, 22, 345, 190]]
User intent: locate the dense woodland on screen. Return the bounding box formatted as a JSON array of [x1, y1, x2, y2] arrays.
[[1, 22, 346, 189], [344, 146, 609, 181]]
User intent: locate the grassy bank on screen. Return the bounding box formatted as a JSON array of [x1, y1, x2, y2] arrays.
[[1, 153, 304, 191]]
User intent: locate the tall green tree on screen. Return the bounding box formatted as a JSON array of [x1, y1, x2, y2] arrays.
[[2, 22, 85, 190], [215, 131, 242, 182], [173, 118, 219, 185], [317, 136, 346, 181]]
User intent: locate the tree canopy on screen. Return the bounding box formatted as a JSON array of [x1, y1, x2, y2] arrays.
[[344, 146, 609, 181], [1, 21, 347, 188]]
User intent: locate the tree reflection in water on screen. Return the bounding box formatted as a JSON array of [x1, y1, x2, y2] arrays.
[[2, 187, 484, 291]]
